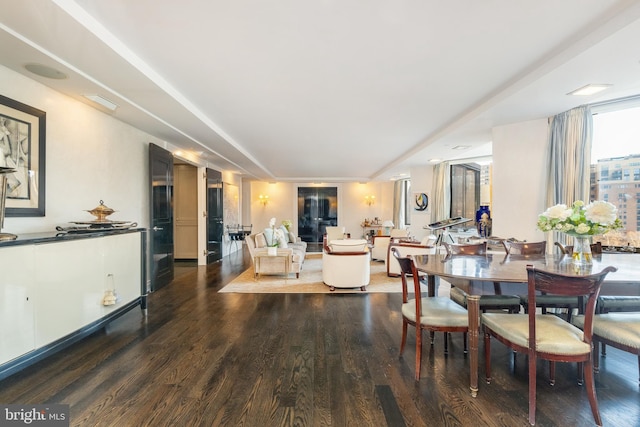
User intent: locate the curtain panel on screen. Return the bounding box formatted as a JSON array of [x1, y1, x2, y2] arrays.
[[546, 105, 593, 245], [432, 161, 451, 224], [392, 179, 406, 229]]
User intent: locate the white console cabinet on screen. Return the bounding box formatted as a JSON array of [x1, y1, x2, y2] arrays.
[[0, 245, 36, 365], [0, 230, 145, 376], [34, 232, 142, 348]]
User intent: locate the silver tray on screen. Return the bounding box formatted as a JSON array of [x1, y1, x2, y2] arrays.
[[70, 220, 131, 228], [56, 222, 137, 234]]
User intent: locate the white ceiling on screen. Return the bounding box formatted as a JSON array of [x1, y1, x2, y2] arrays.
[[1, 0, 640, 182]]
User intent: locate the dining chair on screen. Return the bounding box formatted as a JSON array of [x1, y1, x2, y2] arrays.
[[555, 242, 640, 362], [483, 264, 617, 426], [511, 240, 579, 322], [502, 240, 547, 255], [392, 247, 468, 381], [572, 312, 640, 386], [555, 241, 602, 256], [443, 242, 522, 314]]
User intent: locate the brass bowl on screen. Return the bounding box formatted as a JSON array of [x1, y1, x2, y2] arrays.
[[86, 200, 116, 222]]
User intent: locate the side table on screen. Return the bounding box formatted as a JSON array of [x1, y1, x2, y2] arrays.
[[253, 250, 291, 279]]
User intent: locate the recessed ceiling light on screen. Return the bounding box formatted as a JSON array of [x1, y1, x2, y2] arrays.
[[83, 94, 118, 111], [429, 158, 442, 163], [567, 84, 612, 96], [452, 145, 470, 150], [24, 63, 68, 80]]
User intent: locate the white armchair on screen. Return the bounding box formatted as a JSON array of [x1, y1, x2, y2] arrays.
[[371, 229, 409, 261], [322, 239, 370, 291], [325, 226, 346, 243], [386, 241, 436, 277]]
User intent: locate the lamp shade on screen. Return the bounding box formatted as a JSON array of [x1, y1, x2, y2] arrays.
[[382, 220, 394, 227]]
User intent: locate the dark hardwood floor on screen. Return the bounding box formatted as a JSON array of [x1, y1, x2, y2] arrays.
[[1, 247, 639, 426]]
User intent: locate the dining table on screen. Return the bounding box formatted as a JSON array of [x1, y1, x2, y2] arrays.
[[412, 251, 640, 397]]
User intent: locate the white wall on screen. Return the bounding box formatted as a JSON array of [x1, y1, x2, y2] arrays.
[[248, 181, 394, 239], [409, 165, 435, 241], [492, 118, 548, 242], [0, 65, 166, 235]]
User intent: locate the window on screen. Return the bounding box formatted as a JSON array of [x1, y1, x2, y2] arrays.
[[450, 164, 480, 221], [591, 104, 640, 246]]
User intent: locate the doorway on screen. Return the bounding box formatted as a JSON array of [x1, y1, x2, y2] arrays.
[[148, 143, 174, 291], [297, 187, 338, 249], [206, 168, 224, 263]]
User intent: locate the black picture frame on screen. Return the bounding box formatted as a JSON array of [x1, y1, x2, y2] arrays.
[[0, 94, 46, 217]]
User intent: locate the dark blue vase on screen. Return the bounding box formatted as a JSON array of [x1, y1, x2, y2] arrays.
[[476, 205, 492, 237]]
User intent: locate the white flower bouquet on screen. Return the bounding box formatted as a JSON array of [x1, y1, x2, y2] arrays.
[[537, 200, 622, 236]]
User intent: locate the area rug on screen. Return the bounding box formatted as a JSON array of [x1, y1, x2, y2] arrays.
[[219, 253, 428, 294]]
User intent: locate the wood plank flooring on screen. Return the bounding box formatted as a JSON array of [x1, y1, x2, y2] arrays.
[[1, 248, 639, 426]]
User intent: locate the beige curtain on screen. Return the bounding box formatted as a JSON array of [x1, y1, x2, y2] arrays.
[[432, 161, 451, 223], [392, 179, 406, 229], [546, 105, 593, 245]]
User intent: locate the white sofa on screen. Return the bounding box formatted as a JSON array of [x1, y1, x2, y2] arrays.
[[245, 232, 306, 278], [322, 239, 370, 291]]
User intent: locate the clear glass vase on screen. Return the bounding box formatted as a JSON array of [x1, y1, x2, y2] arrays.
[[572, 235, 593, 266]]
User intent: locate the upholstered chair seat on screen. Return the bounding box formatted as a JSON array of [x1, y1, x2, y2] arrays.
[[451, 288, 521, 312], [597, 295, 640, 313], [572, 312, 640, 384], [402, 297, 468, 328], [483, 313, 590, 355], [444, 242, 521, 314], [574, 313, 640, 348]]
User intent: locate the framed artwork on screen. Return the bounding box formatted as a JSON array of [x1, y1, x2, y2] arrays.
[[414, 192, 429, 211], [0, 94, 46, 216]]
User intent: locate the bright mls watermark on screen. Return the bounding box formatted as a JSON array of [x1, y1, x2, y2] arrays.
[[0, 404, 69, 426]]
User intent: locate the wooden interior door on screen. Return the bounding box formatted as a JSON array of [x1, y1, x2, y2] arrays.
[[206, 168, 223, 263], [149, 143, 174, 291]]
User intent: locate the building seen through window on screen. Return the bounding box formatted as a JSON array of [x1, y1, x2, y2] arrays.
[[591, 105, 640, 250]]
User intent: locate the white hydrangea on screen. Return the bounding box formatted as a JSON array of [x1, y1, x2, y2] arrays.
[[574, 223, 591, 234], [543, 204, 572, 220], [585, 201, 617, 226]]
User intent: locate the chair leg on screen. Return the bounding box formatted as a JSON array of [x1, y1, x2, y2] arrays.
[[549, 361, 556, 386], [444, 332, 449, 355], [484, 329, 492, 384], [593, 341, 600, 374], [577, 362, 583, 386], [601, 343, 607, 357], [463, 332, 468, 354], [528, 352, 537, 426], [400, 319, 408, 357], [637, 354, 640, 386], [415, 328, 422, 381], [584, 360, 603, 426]]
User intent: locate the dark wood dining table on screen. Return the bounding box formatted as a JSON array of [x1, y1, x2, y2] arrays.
[[412, 252, 640, 397]]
